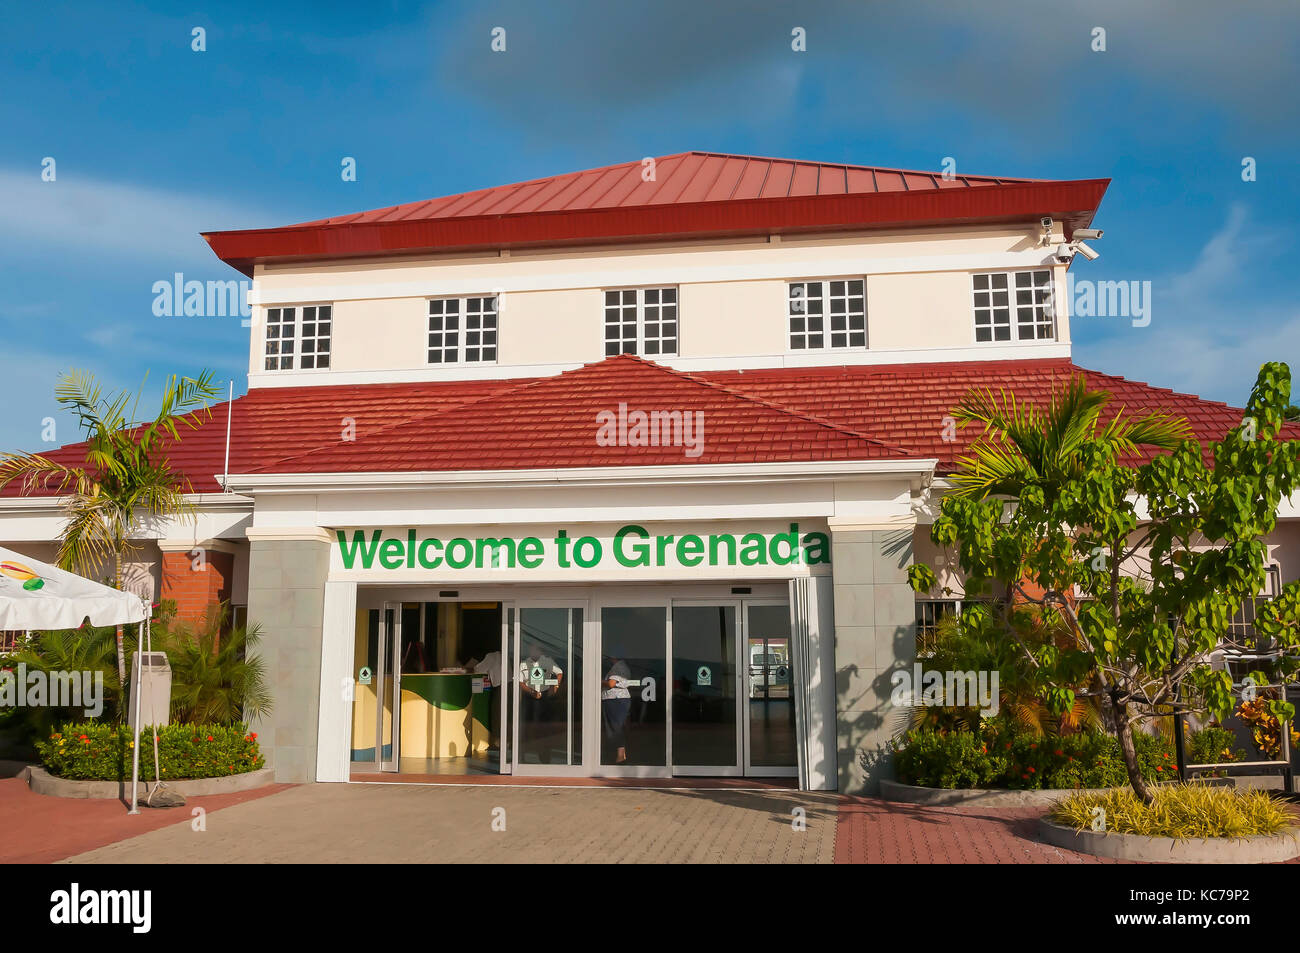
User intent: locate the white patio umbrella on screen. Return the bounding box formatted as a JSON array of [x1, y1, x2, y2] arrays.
[[0, 545, 146, 630], [0, 545, 158, 813]]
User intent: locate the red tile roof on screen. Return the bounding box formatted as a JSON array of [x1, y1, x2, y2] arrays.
[[699, 359, 1291, 471], [237, 354, 917, 475], [5, 356, 1291, 501], [203, 152, 1108, 275]]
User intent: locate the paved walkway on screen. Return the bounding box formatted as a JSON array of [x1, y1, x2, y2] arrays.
[[12, 764, 1275, 864], [63, 783, 840, 863], [0, 765, 290, 864], [0, 770, 1127, 864], [835, 796, 1114, 863]]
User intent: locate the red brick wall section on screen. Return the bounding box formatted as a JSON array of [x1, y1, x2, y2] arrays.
[[160, 549, 234, 626]]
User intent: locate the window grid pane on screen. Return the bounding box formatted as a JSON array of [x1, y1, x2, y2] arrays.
[[264, 307, 296, 371], [427, 298, 461, 363], [974, 271, 1054, 343], [789, 280, 865, 350], [298, 305, 332, 370], [604, 288, 677, 357]]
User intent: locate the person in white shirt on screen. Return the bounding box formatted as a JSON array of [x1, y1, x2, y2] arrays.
[[472, 650, 503, 687], [519, 642, 564, 763], [601, 656, 632, 764]]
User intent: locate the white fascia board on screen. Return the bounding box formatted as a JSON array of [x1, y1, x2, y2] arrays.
[[250, 249, 1061, 306], [0, 492, 253, 511], [222, 458, 940, 495], [247, 343, 1071, 390], [922, 480, 1300, 521]]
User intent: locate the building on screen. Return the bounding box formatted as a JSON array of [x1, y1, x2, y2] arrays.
[[4, 152, 1297, 791]]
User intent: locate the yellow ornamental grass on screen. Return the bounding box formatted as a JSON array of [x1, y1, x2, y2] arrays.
[[1051, 785, 1296, 839]]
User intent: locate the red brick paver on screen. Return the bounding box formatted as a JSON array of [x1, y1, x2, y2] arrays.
[[0, 772, 292, 864], [834, 796, 1121, 864]]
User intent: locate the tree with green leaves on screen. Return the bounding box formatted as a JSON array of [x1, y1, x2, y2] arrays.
[[909, 364, 1300, 801], [158, 604, 272, 724], [0, 370, 221, 686]]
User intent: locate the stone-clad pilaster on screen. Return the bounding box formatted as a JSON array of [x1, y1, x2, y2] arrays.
[[830, 520, 917, 793], [244, 528, 332, 783]]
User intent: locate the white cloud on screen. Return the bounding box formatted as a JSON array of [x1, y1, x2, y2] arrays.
[[0, 169, 283, 266], [1074, 204, 1297, 405]]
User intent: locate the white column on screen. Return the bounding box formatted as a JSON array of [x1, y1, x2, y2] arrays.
[[315, 580, 358, 782]]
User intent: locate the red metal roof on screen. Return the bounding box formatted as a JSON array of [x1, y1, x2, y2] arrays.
[[203, 152, 1108, 275], [6, 356, 1287, 499]]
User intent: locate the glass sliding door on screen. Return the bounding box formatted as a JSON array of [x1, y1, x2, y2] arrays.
[[376, 603, 402, 772], [513, 606, 583, 773], [598, 606, 667, 772], [744, 602, 797, 774], [671, 603, 741, 774], [499, 603, 514, 774]]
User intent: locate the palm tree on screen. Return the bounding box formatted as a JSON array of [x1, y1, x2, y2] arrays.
[[0, 370, 220, 684], [159, 605, 272, 724], [947, 373, 1191, 500]]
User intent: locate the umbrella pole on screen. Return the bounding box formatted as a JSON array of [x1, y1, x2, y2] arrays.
[[127, 600, 147, 815]]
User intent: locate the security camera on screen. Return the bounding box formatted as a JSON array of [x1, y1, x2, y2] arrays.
[[1073, 228, 1104, 240], [1040, 217, 1054, 230], [1053, 243, 1074, 262], [1072, 240, 1100, 261]]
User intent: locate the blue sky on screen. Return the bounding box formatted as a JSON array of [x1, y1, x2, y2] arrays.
[[2, 0, 1297, 453]]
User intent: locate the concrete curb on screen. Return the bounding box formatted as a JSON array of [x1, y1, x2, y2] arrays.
[[1038, 818, 1300, 864], [881, 778, 1115, 808], [25, 764, 276, 800]]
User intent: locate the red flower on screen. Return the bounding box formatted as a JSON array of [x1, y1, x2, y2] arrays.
[[1054, 749, 1063, 756], [1028, 767, 1036, 773], [1029, 743, 1038, 749], [1156, 766, 1163, 772], [207, 735, 213, 742], [250, 732, 257, 740]]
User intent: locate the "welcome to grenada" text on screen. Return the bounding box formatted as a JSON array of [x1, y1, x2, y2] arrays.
[[337, 523, 831, 571]]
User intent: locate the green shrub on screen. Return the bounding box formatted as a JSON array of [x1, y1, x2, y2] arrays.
[[1188, 725, 1244, 769], [1051, 786, 1295, 838], [36, 721, 264, 781], [891, 720, 1194, 790]]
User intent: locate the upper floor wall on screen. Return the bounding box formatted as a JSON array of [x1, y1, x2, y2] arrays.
[[246, 222, 1073, 388]]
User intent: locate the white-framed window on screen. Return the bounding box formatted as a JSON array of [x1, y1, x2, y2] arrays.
[[972, 270, 1054, 343], [428, 296, 498, 364], [787, 279, 866, 351], [263, 304, 332, 371], [915, 597, 1000, 657], [603, 287, 678, 357]]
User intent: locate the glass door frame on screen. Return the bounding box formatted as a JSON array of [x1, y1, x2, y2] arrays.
[[669, 597, 744, 777], [510, 598, 590, 778], [742, 599, 799, 778], [376, 601, 402, 773], [498, 601, 514, 775], [589, 587, 673, 779]]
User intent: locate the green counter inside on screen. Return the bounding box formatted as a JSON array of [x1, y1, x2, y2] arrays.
[[400, 674, 495, 753]]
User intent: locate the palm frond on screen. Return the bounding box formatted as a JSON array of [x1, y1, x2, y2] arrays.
[[0, 453, 93, 496]]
